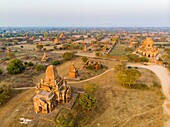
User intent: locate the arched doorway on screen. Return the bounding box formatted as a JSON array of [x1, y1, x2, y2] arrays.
[[38, 106, 42, 112]]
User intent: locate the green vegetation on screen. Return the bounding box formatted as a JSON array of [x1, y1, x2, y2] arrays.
[[62, 52, 74, 61], [7, 59, 25, 74], [8, 52, 15, 59], [82, 56, 88, 63], [127, 54, 149, 62], [35, 64, 43, 71], [79, 93, 96, 111], [28, 61, 34, 66], [115, 64, 141, 86], [36, 44, 44, 51], [52, 61, 60, 65], [0, 82, 13, 105], [110, 44, 127, 56]]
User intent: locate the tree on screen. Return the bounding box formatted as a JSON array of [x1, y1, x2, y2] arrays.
[[35, 64, 43, 71], [115, 68, 141, 86], [28, 62, 34, 66], [43, 32, 48, 38], [62, 52, 74, 61], [7, 59, 25, 74], [36, 44, 44, 51], [82, 56, 88, 63], [79, 93, 96, 111], [52, 61, 60, 65], [8, 52, 15, 59]]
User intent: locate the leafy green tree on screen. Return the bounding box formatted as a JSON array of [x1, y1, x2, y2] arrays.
[[52, 61, 60, 65], [79, 93, 96, 111], [115, 68, 141, 86], [7, 59, 25, 74], [35, 64, 43, 71], [28, 62, 34, 66], [62, 52, 74, 61], [82, 56, 88, 63]]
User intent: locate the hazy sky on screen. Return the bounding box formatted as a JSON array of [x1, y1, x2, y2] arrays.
[[0, 0, 169, 27]]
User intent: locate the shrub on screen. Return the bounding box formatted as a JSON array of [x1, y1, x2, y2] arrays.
[[127, 54, 139, 62], [57, 113, 75, 127], [36, 64, 43, 71], [28, 62, 34, 66], [7, 59, 25, 74], [0, 82, 13, 105], [84, 84, 98, 94], [95, 52, 100, 56], [87, 65, 95, 70], [82, 56, 88, 63], [138, 57, 149, 62], [79, 93, 96, 111], [62, 52, 74, 61], [52, 61, 60, 65], [125, 47, 133, 52]]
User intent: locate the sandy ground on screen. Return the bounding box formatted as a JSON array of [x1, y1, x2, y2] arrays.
[[128, 63, 170, 126], [0, 61, 165, 127]]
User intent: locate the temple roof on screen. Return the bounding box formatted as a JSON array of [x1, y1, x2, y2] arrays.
[[45, 65, 59, 80]]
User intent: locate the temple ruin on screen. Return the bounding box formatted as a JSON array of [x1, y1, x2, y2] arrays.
[[68, 64, 79, 79], [33, 65, 71, 114], [136, 38, 158, 57], [83, 60, 102, 70]]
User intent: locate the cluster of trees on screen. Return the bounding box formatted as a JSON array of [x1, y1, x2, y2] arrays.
[[127, 54, 149, 63], [115, 63, 141, 87], [62, 52, 74, 61]]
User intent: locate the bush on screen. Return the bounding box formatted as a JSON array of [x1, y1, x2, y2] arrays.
[[127, 54, 139, 62], [36, 64, 43, 71], [82, 56, 88, 63], [62, 52, 74, 61], [7, 59, 25, 74], [95, 52, 100, 56], [138, 57, 149, 62], [57, 113, 75, 127], [28, 62, 34, 66], [87, 65, 95, 70], [52, 61, 60, 65], [79, 93, 96, 111], [0, 82, 13, 105]]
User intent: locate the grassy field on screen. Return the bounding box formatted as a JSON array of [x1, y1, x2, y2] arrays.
[[0, 57, 165, 127], [110, 44, 128, 56]]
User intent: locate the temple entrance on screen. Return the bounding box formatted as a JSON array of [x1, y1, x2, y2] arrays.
[[148, 54, 150, 57], [38, 106, 42, 112]]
